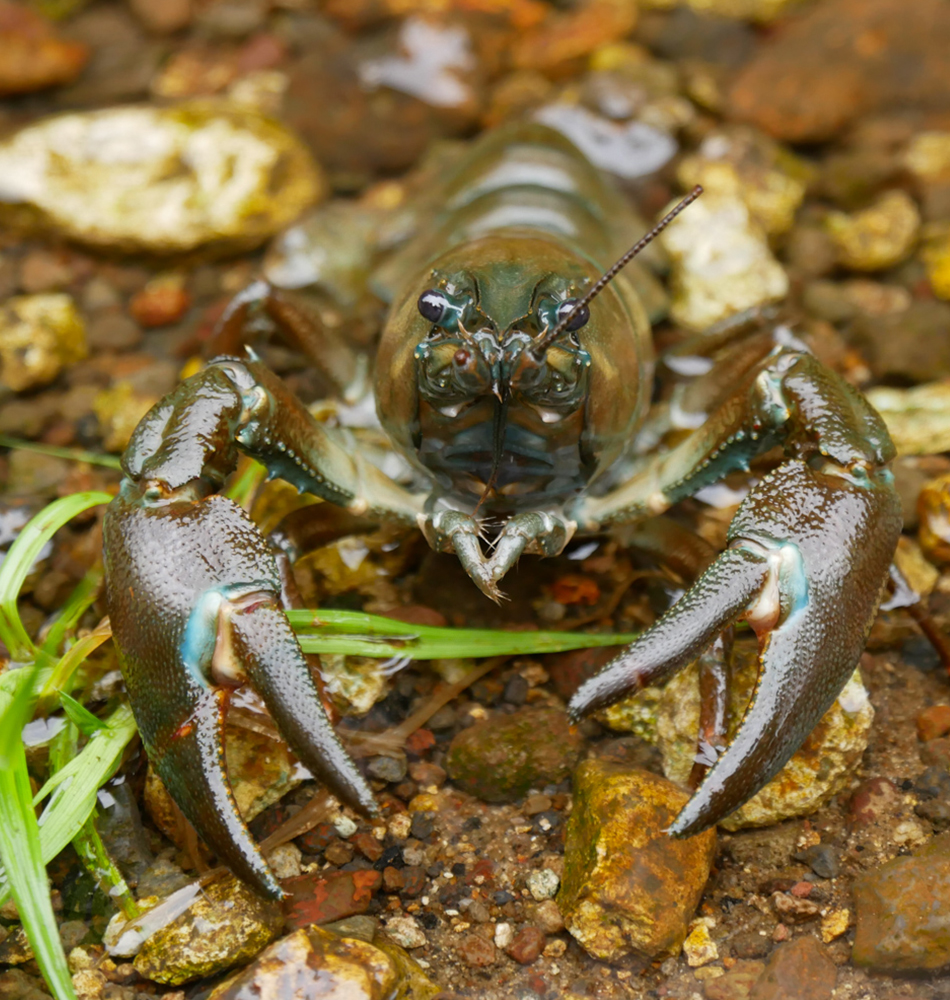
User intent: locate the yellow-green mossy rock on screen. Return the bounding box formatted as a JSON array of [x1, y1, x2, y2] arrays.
[[825, 190, 921, 272], [657, 645, 874, 831], [558, 761, 717, 962], [208, 925, 440, 1000], [0, 103, 324, 255], [133, 875, 283, 985], [0, 293, 86, 392]]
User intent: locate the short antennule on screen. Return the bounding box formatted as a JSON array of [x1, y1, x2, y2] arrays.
[[531, 185, 703, 358]]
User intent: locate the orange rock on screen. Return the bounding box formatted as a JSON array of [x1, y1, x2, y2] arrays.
[[0, 3, 88, 97], [130, 275, 192, 329], [917, 704, 950, 742]]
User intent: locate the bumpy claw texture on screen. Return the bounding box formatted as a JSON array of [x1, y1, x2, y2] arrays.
[[104, 487, 377, 900], [569, 460, 902, 836]]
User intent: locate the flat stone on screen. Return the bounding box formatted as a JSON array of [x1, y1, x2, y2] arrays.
[[446, 707, 583, 804], [133, 875, 283, 986], [703, 959, 765, 1000], [853, 831, 950, 971], [456, 933, 496, 967], [750, 937, 836, 1000], [557, 761, 716, 961], [0, 103, 323, 255], [208, 924, 439, 1000], [282, 869, 382, 930], [728, 0, 950, 143]]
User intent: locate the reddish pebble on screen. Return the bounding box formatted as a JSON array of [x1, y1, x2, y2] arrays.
[[350, 831, 383, 863], [550, 574, 600, 606], [506, 925, 546, 964], [406, 729, 436, 755], [921, 737, 950, 769], [409, 761, 446, 787], [382, 866, 405, 893], [282, 869, 381, 929], [401, 866, 427, 897], [382, 605, 447, 627], [790, 882, 813, 898], [130, 274, 191, 328], [456, 933, 496, 967], [849, 777, 901, 826], [296, 822, 335, 855], [917, 705, 950, 742]]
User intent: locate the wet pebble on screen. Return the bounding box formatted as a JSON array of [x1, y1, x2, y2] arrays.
[[0, 104, 323, 254], [0, 293, 86, 392], [526, 868, 559, 902], [505, 925, 546, 965], [282, 869, 382, 929], [727, 0, 950, 143], [0, 3, 88, 97], [853, 830, 950, 970], [913, 765, 950, 829], [558, 761, 716, 961], [445, 707, 583, 804], [794, 844, 840, 880], [366, 753, 408, 784], [867, 380, 950, 456], [918, 704, 950, 742], [0, 968, 51, 1000], [456, 933, 495, 967], [208, 923, 438, 1000], [825, 190, 920, 272], [129, 274, 191, 328], [133, 875, 283, 985], [704, 959, 765, 1000], [659, 189, 788, 331], [383, 914, 426, 950], [749, 936, 836, 1000]]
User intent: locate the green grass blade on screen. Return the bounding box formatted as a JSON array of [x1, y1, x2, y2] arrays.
[[0, 665, 77, 1000], [71, 810, 139, 921], [0, 492, 112, 660], [0, 703, 137, 909], [40, 566, 103, 658], [59, 691, 105, 737], [0, 434, 122, 470], [287, 609, 636, 660]]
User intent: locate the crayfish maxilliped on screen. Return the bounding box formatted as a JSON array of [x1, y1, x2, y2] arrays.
[[102, 122, 902, 899]]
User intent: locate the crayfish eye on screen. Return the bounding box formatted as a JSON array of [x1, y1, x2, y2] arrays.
[[557, 299, 590, 332], [418, 290, 448, 324]]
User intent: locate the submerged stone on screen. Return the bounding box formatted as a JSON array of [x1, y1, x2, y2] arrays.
[[558, 761, 716, 961], [133, 875, 283, 985], [0, 103, 324, 255], [446, 707, 583, 803], [825, 190, 920, 271], [0, 294, 86, 393]]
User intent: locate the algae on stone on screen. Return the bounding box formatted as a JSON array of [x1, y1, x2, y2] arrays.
[[558, 761, 716, 961]]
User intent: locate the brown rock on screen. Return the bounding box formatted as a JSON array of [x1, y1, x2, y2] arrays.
[[409, 761, 447, 788], [456, 933, 496, 967], [446, 707, 583, 803], [557, 762, 716, 961], [750, 937, 836, 1000], [853, 831, 950, 971], [400, 866, 427, 898], [704, 959, 765, 1000], [282, 870, 382, 930], [771, 892, 821, 924], [128, 0, 192, 34], [382, 867, 404, 893], [351, 831, 384, 863], [545, 644, 622, 701], [922, 737, 950, 770], [0, 3, 88, 97], [917, 705, 950, 742], [849, 777, 902, 826], [506, 926, 546, 965], [129, 274, 191, 328], [728, 0, 950, 143]]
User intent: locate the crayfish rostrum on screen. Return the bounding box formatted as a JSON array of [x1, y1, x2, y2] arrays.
[[103, 123, 902, 898]]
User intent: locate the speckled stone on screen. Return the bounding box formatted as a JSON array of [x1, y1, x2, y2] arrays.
[[446, 707, 583, 804], [208, 924, 439, 1000], [0, 103, 323, 255], [558, 761, 716, 961], [853, 830, 950, 971], [133, 876, 283, 985], [0, 293, 86, 392]]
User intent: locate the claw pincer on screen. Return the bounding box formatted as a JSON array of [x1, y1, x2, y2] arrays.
[[103, 362, 380, 899]]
